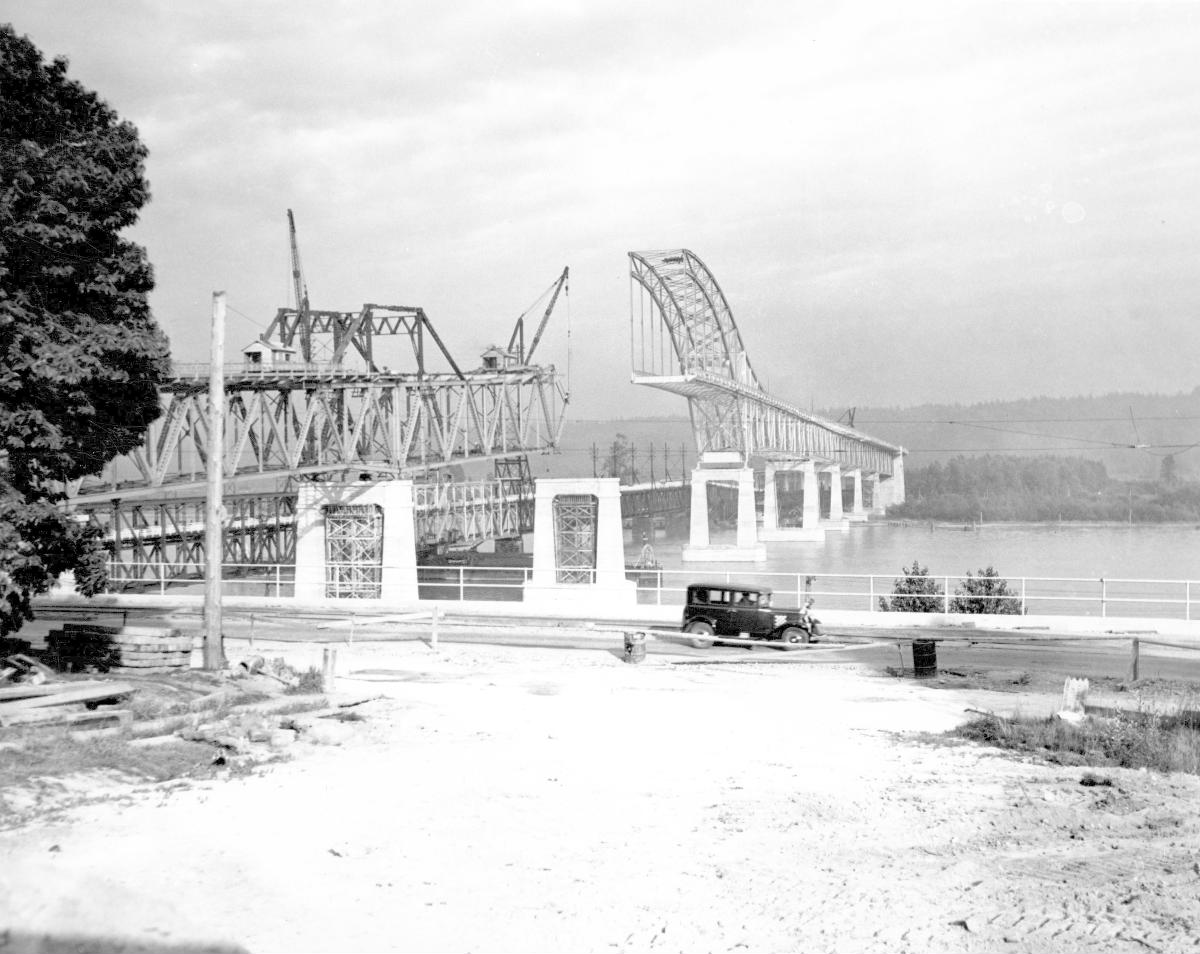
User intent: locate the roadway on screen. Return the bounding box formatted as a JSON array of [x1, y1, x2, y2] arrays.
[[24, 601, 1200, 685]]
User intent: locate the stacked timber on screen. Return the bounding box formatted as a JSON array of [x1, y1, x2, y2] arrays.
[[47, 623, 194, 673], [0, 680, 135, 728]]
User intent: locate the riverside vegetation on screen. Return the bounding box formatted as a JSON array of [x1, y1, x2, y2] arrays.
[[888, 455, 1200, 523]]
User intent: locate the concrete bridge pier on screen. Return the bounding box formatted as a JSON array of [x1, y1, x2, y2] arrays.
[[846, 469, 868, 522], [760, 460, 824, 543], [295, 479, 418, 603], [822, 463, 850, 533], [682, 455, 765, 561], [525, 478, 637, 608], [869, 452, 907, 516]]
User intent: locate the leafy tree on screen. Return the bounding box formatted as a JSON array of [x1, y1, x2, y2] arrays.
[[950, 566, 1023, 615], [601, 433, 637, 483], [1, 25, 170, 636], [879, 560, 944, 612]]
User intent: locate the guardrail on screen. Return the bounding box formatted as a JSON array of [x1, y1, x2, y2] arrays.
[[101, 561, 1200, 621]]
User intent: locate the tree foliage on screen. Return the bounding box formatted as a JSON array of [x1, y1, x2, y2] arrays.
[[1, 25, 170, 635], [950, 566, 1023, 615], [889, 454, 1200, 523], [879, 561, 944, 613]]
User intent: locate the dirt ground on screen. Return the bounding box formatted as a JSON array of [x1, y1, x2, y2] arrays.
[[2, 640, 1199, 954]]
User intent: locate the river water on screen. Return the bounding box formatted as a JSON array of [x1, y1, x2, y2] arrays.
[[630, 521, 1200, 618], [638, 521, 1200, 581]]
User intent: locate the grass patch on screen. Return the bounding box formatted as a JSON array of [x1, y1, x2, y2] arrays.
[[957, 707, 1200, 775], [0, 734, 217, 789]]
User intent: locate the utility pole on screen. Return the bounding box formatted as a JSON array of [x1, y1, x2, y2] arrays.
[[204, 291, 226, 670]]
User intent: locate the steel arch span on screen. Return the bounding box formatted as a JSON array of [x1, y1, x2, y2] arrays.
[[629, 249, 902, 476]]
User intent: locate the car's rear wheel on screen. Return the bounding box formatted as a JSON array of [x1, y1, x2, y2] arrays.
[[685, 620, 715, 649], [779, 626, 806, 649]]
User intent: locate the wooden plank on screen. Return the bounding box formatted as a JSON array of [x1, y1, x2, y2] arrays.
[[0, 707, 132, 729], [112, 636, 192, 649], [62, 624, 178, 638], [0, 683, 81, 702], [0, 681, 135, 711]]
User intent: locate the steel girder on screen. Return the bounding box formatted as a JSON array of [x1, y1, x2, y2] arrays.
[[629, 249, 901, 474], [76, 492, 298, 588], [78, 479, 541, 586], [70, 370, 567, 501]]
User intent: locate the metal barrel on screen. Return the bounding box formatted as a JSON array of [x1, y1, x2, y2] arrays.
[[912, 639, 937, 677]]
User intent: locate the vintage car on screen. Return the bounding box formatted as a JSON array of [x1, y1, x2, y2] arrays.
[[681, 583, 817, 649]]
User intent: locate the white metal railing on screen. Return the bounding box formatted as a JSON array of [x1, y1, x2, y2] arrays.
[[100, 561, 1200, 621], [170, 362, 368, 381]]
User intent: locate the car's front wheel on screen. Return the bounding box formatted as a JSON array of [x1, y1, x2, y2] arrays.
[[779, 626, 806, 649], [685, 620, 715, 649]]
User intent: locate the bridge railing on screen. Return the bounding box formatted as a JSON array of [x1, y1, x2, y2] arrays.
[[169, 362, 366, 381], [101, 560, 1200, 621]]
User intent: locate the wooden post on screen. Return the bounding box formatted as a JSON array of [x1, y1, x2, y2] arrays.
[[1130, 638, 1140, 682], [203, 291, 226, 670], [322, 646, 337, 692]]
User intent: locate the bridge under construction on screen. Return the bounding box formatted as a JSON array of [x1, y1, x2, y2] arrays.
[[66, 226, 902, 592]]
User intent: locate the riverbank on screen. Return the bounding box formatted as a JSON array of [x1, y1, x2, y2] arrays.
[[3, 641, 1200, 953]]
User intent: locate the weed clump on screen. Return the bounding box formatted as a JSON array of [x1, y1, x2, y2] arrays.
[[957, 707, 1200, 775], [265, 658, 324, 694]]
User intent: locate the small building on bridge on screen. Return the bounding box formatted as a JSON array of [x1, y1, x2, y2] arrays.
[[242, 337, 298, 371]]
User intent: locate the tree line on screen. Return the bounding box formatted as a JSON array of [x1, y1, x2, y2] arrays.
[[890, 455, 1200, 522]]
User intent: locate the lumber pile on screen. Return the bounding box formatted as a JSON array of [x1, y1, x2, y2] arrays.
[[0, 679, 134, 728], [46, 623, 194, 673]]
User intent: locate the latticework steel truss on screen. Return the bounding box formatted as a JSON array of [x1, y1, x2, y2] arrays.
[[552, 494, 598, 584], [82, 476, 546, 587], [629, 249, 902, 475], [76, 492, 297, 588], [323, 504, 383, 599], [71, 369, 567, 500]]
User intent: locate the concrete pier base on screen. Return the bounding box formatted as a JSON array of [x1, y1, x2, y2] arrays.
[[682, 459, 765, 561], [522, 478, 637, 609], [760, 460, 825, 542], [294, 480, 418, 603]]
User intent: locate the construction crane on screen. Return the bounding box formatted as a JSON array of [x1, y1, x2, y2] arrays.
[[287, 208, 313, 362], [507, 267, 568, 365]]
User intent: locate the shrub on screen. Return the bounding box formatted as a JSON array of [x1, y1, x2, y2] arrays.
[[879, 561, 944, 612], [956, 708, 1200, 775], [950, 566, 1023, 614]]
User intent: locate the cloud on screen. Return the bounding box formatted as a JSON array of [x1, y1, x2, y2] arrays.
[[9, 1, 1200, 415]]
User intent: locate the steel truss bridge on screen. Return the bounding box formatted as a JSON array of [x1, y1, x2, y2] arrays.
[[71, 302, 568, 502], [68, 243, 572, 579], [84, 466, 539, 590], [628, 249, 902, 474]]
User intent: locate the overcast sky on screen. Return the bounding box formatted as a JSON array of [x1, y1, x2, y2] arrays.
[[8, 1, 1200, 418]]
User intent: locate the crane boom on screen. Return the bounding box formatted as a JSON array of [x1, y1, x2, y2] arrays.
[[524, 266, 568, 364], [288, 209, 312, 362]]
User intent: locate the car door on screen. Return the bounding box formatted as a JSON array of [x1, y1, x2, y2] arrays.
[[730, 591, 763, 636]]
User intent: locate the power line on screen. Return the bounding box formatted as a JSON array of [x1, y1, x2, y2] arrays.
[[858, 415, 1200, 424]]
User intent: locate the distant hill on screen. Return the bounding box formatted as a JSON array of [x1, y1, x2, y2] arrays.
[[537, 388, 1200, 481], [837, 388, 1200, 480]]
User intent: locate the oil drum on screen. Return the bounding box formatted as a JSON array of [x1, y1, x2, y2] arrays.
[[912, 639, 937, 678], [623, 631, 647, 664]]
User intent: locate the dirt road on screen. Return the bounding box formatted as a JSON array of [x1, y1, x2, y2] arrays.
[[2, 643, 1199, 953]]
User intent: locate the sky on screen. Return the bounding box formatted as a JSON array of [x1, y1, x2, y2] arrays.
[[7, 1, 1200, 420]]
